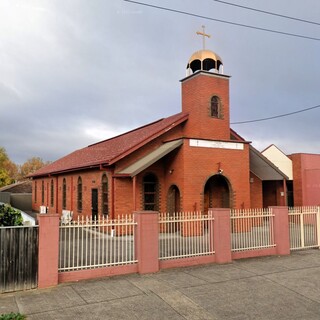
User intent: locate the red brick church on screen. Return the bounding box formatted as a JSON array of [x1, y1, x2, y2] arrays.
[[30, 34, 290, 219]]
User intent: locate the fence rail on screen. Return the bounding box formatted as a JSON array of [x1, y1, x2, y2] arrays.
[[289, 206, 320, 250], [159, 212, 214, 260], [231, 208, 275, 252], [59, 215, 137, 272]]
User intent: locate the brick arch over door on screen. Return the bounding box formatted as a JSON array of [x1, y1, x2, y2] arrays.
[[204, 174, 232, 212], [167, 184, 181, 215]]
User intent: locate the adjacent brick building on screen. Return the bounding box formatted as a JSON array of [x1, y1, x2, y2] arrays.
[[30, 46, 289, 219], [262, 145, 320, 206]]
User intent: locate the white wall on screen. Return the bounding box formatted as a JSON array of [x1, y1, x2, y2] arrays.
[[262, 145, 293, 180]]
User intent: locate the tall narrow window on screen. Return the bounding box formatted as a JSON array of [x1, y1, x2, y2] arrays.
[[210, 96, 220, 118], [77, 177, 82, 212], [143, 173, 159, 211], [102, 174, 109, 216], [41, 180, 45, 205], [50, 179, 54, 207], [62, 178, 67, 210], [34, 181, 37, 203]]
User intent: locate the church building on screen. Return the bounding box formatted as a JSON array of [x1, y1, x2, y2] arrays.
[[30, 31, 289, 219]]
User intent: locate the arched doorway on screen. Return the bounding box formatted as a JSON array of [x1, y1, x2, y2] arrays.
[[204, 175, 231, 213], [167, 185, 180, 215], [167, 185, 180, 232]]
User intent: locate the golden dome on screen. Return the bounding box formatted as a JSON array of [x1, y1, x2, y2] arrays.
[[186, 49, 223, 74]]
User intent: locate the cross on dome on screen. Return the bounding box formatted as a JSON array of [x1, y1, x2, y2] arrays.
[[196, 25, 211, 50], [186, 26, 224, 76]]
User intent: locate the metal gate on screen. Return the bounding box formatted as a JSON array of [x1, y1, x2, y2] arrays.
[[0, 226, 38, 293], [289, 207, 320, 251]]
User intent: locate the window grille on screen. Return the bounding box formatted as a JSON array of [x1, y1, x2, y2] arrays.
[[143, 173, 158, 211]]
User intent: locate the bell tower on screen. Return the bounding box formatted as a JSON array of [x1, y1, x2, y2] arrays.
[[181, 27, 231, 141]]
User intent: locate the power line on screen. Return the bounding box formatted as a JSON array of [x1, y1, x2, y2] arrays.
[[231, 104, 320, 125], [123, 0, 320, 41], [212, 0, 320, 27]]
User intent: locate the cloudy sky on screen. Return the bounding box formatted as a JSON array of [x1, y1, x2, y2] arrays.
[[1, 0, 320, 164]]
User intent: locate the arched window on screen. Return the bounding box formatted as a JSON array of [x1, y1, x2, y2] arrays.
[[77, 177, 82, 212], [41, 180, 45, 204], [143, 173, 159, 211], [62, 178, 67, 210], [210, 96, 221, 118], [50, 179, 54, 207], [34, 181, 37, 203], [102, 174, 108, 216]]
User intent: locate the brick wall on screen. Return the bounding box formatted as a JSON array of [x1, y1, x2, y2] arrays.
[[114, 178, 133, 217], [290, 154, 303, 206], [290, 153, 320, 206], [262, 181, 285, 207], [181, 72, 230, 141], [32, 170, 112, 219], [250, 172, 263, 208]]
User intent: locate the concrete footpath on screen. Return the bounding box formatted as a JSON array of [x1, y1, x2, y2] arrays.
[[1, 250, 320, 320]]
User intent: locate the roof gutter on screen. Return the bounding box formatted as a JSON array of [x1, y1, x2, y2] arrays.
[[30, 163, 107, 179]]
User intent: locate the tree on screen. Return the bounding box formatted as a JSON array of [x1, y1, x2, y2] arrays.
[[0, 169, 12, 187], [0, 147, 17, 187], [18, 157, 49, 179], [0, 203, 23, 226], [0, 147, 50, 185]]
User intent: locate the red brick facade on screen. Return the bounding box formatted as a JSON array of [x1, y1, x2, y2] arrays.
[[181, 72, 230, 140], [290, 153, 320, 206], [32, 69, 285, 218]]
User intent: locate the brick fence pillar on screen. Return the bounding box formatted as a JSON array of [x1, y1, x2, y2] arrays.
[[134, 211, 159, 274], [38, 213, 60, 288], [210, 208, 232, 264], [270, 206, 290, 256]]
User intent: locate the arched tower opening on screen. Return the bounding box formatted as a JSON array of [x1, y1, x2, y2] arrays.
[[186, 50, 223, 76]]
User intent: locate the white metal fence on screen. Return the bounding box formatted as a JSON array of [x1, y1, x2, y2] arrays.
[[158, 212, 214, 260], [58, 207, 320, 273], [289, 207, 320, 251], [231, 208, 275, 252], [59, 215, 137, 272]]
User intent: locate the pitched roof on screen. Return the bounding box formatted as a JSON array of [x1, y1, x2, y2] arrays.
[[230, 128, 248, 142], [30, 112, 189, 177], [249, 145, 289, 180], [0, 180, 32, 193], [116, 139, 183, 177]]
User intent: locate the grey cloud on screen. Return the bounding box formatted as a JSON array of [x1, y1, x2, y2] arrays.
[[1, 0, 320, 164]]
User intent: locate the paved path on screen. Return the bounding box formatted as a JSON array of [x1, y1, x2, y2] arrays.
[[1, 250, 320, 319]]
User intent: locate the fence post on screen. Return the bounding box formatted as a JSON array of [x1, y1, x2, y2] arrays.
[[38, 213, 60, 288], [134, 211, 159, 274], [270, 206, 290, 255], [210, 208, 232, 264], [317, 207, 320, 248]]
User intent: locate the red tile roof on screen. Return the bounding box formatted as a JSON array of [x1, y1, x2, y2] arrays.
[[31, 112, 189, 177]]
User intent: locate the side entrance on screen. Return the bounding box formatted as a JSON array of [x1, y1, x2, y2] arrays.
[[204, 174, 231, 213]]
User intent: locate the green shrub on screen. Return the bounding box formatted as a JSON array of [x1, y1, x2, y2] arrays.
[[0, 203, 23, 226], [0, 313, 26, 320]]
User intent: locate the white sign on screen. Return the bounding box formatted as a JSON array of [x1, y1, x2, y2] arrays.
[[189, 139, 244, 150]]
